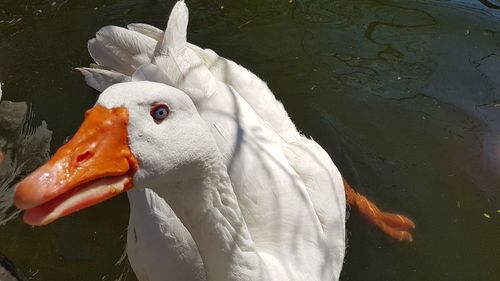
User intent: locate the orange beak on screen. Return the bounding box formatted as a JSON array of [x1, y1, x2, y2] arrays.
[[15, 106, 138, 226]]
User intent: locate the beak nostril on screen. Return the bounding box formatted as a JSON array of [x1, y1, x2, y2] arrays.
[[75, 151, 92, 164]]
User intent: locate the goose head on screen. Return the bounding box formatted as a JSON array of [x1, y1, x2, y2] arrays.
[[15, 81, 218, 226]]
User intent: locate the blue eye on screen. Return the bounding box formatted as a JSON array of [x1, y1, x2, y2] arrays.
[[150, 104, 170, 122]]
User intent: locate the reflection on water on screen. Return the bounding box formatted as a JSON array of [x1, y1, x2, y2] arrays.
[[478, 0, 500, 9], [0, 89, 52, 226], [0, 0, 499, 280], [0, 85, 52, 279]]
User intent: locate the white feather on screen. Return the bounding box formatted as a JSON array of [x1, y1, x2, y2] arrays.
[[75, 67, 131, 92], [127, 23, 163, 41], [88, 26, 156, 75]]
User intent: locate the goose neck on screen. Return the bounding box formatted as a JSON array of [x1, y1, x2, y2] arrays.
[[153, 160, 268, 281]]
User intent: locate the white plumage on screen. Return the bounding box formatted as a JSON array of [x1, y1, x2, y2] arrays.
[[79, 2, 347, 280]]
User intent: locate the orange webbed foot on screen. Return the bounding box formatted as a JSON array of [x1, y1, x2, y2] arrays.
[[344, 178, 415, 242]]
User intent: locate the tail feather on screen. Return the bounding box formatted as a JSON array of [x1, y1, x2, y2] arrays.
[[159, 0, 188, 56], [75, 67, 131, 92], [127, 23, 163, 41], [132, 64, 173, 85], [88, 26, 156, 75]]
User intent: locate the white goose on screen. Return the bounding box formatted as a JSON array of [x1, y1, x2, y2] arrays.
[[17, 81, 335, 281], [81, 2, 347, 280]]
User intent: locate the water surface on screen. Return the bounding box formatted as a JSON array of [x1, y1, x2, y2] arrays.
[[0, 0, 499, 280]]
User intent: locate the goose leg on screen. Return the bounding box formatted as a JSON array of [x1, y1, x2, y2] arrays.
[[343, 178, 415, 242]]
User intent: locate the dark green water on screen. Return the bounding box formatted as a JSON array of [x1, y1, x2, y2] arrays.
[[0, 0, 499, 280]]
